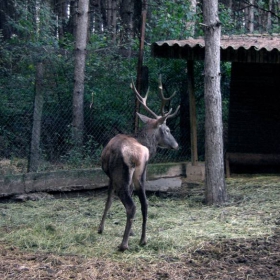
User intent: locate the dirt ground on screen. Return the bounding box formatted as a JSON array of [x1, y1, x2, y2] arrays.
[[0, 230, 279, 279]]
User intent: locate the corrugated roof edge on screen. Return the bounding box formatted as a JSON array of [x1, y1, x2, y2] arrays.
[[152, 34, 280, 52]]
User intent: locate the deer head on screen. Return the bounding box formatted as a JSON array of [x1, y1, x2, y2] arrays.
[[131, 75, 180, 152]]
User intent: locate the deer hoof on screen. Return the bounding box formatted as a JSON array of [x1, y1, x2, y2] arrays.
[[118, 244, 129, 251], [97, 227, 103, 234], [140, 239, 147, 246]]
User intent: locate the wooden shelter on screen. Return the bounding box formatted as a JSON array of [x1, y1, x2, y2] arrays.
[[151, 34, 280, 176]]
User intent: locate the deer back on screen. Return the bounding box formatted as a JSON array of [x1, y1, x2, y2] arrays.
[[101, 134, 149, 177]]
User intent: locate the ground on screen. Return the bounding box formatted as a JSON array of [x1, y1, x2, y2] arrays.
[[0, 176, 280, 279], [1, 233, 279, 279]]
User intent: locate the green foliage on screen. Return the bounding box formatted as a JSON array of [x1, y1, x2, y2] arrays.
[[60, 136, 103, 169], [147, 0, 196, 41], [0, 0, 252, 171], [219, 4, 236, 34], [8, 0, 57, 47]]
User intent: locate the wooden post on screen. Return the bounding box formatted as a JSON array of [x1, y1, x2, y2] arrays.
[[187, 60, 198, 166], [134, 0, 148, 133], [225, 153, 230, 178]]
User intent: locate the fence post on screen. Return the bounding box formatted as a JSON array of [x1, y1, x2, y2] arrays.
[[187, 60, 198, 166]]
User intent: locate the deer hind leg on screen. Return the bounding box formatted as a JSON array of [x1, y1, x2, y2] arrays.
[[98, 180, 113, 234], [137, 187, 148, 246], [134, 164, 148, 246], [115, 165, 136, 251], [128, 182, 136, 236], [118, 189, 136, 251]]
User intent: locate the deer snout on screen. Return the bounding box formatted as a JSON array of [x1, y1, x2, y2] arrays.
[[172, 142, 179, 150]]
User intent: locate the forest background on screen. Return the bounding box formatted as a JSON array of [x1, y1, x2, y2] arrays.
[[0, 0, 279, 175]]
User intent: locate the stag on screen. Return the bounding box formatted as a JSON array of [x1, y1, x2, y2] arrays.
[[98, 77, 180, 251]]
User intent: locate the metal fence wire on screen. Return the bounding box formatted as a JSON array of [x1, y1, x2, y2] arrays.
[[0, 62, 192, 176]]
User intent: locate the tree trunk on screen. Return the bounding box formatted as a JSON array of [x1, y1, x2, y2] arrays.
[[107, 0, 112, 26], [72, 0, 89, 147], [267, 0, 272, 31], [0, 0, 15, 39], [57, 0, 68, 40], [203, 0, 227, 205], [111, 0, 118, 43], [133, 0, 142, 36], [120, 0, 134, 57], [248, 0, 254, 33], [29, 63, 44, 172], [92, 0, 102, 33]]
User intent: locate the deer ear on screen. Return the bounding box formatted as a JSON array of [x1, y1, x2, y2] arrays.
[[155, 115, 168, 126], [137, 112, 154, 124], [137, 113, 165, 128]]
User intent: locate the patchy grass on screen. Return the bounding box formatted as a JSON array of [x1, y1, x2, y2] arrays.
[[0, 175, 279, 266], [0, 175, 280, 279]]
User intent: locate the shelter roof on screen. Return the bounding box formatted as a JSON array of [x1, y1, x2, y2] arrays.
[[151, 34, 280, 63]]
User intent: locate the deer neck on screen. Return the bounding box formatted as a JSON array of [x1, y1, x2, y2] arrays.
[[136, 127, 159, 159]]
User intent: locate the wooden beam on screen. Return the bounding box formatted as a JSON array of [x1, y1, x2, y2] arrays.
[[187, 60, 198, 166]]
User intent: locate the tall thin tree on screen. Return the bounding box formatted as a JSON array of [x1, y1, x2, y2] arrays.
[[120, 0, 134, 56], [248, 0, 254, 32], [29, 62, 44, 172], [203, 0, 227, 204], [72, 0, 89, 147]]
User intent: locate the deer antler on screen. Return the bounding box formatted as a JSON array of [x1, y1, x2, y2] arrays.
[[158, 75, 180, 119], [131, 80, 159, 119], [131, 76, 180, 120]]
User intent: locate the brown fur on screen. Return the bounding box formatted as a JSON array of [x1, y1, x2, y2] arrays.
[[101, 134, 149, 175]]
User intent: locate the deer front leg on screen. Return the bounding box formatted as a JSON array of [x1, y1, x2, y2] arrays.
[[119, 192, 136, 251]]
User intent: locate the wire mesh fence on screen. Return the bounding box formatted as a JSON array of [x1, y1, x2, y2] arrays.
[[1, 0, 278, 177], [0, 63, 190, 176]]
